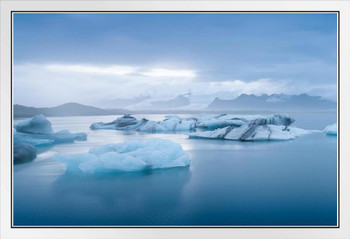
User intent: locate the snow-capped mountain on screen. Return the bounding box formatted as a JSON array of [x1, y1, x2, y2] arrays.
[[207, 94, 336, 111]]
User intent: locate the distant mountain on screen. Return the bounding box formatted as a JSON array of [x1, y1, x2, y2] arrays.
[[207, 94, 337, 111], [125, 94, 191, 110], [151, 95, 190, 109], [14, 103, 129, 118], [100, 95, 151, 108]]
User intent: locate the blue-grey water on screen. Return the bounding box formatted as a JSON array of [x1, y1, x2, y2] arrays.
[[13, 112, 337, 226]]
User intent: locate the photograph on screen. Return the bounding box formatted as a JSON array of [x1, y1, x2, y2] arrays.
[[12, 12, 338, 227]]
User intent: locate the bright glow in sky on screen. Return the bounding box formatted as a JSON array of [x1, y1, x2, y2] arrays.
[[13, 13, 337, 107]]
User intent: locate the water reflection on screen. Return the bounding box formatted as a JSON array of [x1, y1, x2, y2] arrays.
[[46, 167, 192, 225]]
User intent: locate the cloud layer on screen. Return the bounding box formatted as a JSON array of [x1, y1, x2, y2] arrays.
[[14, 63, 337, 108], [13, 13, 337, 108]]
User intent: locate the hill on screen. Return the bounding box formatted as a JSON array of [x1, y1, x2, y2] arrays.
[[14, 103, 129, 118]]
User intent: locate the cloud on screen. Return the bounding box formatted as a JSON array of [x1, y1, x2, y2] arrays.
[[140, 68, 196, 78], [205, 79, 288, 95], [13, 63, 337, 108], [46, 64, 137, 75], [45, 63, 196, 79]]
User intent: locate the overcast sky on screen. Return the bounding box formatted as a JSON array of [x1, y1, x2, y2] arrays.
[[13, 13, 337, 107]]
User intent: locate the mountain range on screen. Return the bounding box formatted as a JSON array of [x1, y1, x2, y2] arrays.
[[14, 93, 337, 118], [207, 93, 336, 111]]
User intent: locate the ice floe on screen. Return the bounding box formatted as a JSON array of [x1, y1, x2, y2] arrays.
[[54, 138, 191, 174], [89, 113, 309, 141], [90, 113, 294, 133], [324, 123, 337, 136], [14, 115, 88, 146], [90, 114, 198, 132], [189, 125, 313, 141], [14, 115, 88, 163], [15, 114, 54, 135], [13, 142, 37, 164]]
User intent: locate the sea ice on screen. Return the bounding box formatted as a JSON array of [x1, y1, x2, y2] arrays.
[[74, 132, 88, 141], [324, 123, 337, 136], [14, 129, 55, 146], [54, 138, 191, 174], [89, 113, 308, 141], [13, 142, 37, 164], [90, 113, 294, 133], [14, 115, 88, 146], [14, 128, 88, 146], [91, 114, 198, 132], [14, 115, 88, 163], [53, 130, 77, 143], [189, 124, 312, 141], [15, 114, 54, 135]]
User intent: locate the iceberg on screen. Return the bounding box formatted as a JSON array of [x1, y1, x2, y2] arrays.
[[15, 114, 54, 135], [91, 114, 197, 132], [90, 113, 294, 133], [74, 132, 88, 141], [89, 113, 308, 141], [324, 123, 337, 136], [14, 128, 88, 146], [90, 114, 149, 130], [53, 130, 77, 143], [13, 142, 37, 164], [13, 128, 54, 146], [14, 115, 88, 163], [14, 115, 88, 146], [189, 124, 312, 141], [54, 138, 191, 174]]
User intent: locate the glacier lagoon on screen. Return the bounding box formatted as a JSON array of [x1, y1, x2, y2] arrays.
[[13, 112, 337, 226]]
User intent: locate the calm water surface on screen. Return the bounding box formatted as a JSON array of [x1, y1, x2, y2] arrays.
[[13, 112, 337, 226]]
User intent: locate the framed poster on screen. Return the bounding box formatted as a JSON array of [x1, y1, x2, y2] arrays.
[[1, 1, 349, 238]]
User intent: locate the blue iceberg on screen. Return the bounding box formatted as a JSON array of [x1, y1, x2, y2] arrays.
[[90, 114, 197, 132], [90, 113, 294, 133], [14, 115, 88, 146], [15, 114, 54, 135], [13, 142, 37, 164], [14, 115, 88, 163], [189, 124, 313, 141], [89, 113, 308, 141], [324, 123, 337, 136], [54, 138, 191, 174]]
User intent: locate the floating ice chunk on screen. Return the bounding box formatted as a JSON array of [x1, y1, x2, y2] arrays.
[[324, 123, 337, 136], [14, 115, 87, 146], [13, 142, 37, 164], [52, 130, 88, 143], [90, 113, 293, 133], [54, 138, 191, 174], [53, 130, 76, 143], [74, 132, 88, 141], [189, 124, 313, 141], [14, 130, 88, 146], [15, 114, 54, 135], [90, 122, 117, 130], [91, 115, 197, 132], [90, 114, 140, 130], [13, 115, 88, 164], [14, 130, 55, 146]]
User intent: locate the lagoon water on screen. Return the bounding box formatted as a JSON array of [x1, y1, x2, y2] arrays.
[[13, 112, 337, 226]]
